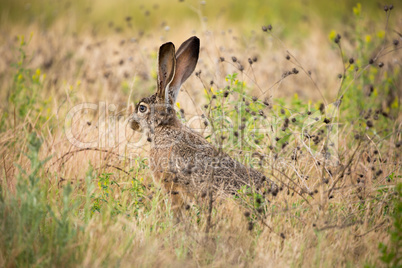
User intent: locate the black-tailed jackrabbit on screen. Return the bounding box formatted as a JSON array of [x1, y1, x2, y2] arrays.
[[130, 36, 276, 207]]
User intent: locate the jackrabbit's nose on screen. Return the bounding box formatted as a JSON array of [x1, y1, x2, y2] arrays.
[[128, 116, 141, 131]]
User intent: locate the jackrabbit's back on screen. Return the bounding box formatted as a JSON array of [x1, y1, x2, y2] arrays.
[[150, 124, 274, 195]]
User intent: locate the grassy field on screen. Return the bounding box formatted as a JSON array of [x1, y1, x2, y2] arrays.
[[0, 0, 401, 267]]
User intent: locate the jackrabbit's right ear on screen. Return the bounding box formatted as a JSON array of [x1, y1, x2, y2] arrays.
[[168, 36, 200, 103], [156, 42, 176, 101]]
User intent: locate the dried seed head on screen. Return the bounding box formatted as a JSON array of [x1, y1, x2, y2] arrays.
[[393, 39, 399, 46], [378, 62, 384, 68], [272, 189, 278, 196], [219, 56, 225, 62], [244, 211, 251, 217], [319, 103, 325, 113], [231, 56, 237, 62], [248, 221, 254, 231], [334, 37, 340, 44], [286, 55, 290, 60], [349, 58, 354, 64]]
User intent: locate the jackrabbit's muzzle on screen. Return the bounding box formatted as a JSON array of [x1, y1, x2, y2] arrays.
[[129, 116, 141, 132]]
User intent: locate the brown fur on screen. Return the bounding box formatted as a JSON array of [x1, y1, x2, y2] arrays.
[[130, 36, 276, 207]]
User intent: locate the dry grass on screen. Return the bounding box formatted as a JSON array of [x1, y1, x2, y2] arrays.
[[0, 1, 401, 267]]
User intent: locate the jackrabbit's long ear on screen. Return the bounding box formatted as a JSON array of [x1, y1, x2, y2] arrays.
[[156, 42, 176, 101], [168, 36, 200, 103]]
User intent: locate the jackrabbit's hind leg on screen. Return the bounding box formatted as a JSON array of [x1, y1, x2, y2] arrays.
[[162, 178, 188, 220]]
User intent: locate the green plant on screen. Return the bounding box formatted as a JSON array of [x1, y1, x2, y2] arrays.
[[0, 133, 83, 266], [7, 35, 52, 130], [379, 183, 402, 267]]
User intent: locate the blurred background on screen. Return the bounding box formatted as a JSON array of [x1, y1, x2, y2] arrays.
[[0, 0, 390, 36], [0, 0, 400, 115]]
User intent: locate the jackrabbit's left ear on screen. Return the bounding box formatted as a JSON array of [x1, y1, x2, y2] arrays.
[[157, 42, 176, 101], [168, 36, 200, 103]]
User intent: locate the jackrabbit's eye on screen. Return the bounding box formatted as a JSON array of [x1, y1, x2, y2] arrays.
[[139, 104, 147, 113]]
